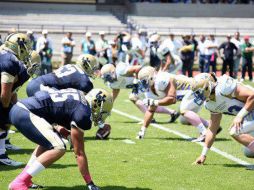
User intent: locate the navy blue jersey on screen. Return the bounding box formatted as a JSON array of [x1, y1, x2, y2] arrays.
[[20, 88, 92, 130], [0, 50, 29, 127], [29, 64, 93, 96], [0, 50, 29, 92]]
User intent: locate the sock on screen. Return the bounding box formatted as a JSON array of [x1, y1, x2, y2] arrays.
[[200, 118, 209, 127], [247, 140, 254, 153], [26, 160, 45, 177], [0, 132, 7, 155], [155, 106, 174, 115], [135, 100, 147, 113], [183, 111, 203, 127], [141, 126, 146, 133], [27, 154, 37, 167], [197, 123, 207, 135]]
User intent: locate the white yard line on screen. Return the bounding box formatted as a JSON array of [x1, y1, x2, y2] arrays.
[[122, 139, 136, 144], [113, 109, 252, 167]]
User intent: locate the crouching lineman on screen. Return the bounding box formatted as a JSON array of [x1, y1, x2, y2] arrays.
[[137, 66, 210, 140], [26, 54, 97, 97], [9, 88, 113, 190], [100, 62, 179, 123], [193, 73, 254, 165], [0, 33, 35, 166]]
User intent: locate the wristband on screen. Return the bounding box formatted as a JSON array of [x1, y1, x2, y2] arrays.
[[83, 174, 92, 184], [201, 146, 209, 156], [154, 100, 159, 106], [237, 108, 249, 119]]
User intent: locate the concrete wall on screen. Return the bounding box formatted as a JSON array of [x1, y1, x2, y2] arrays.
[[128, 3, 254, 18], [0, 2, 96, 13]]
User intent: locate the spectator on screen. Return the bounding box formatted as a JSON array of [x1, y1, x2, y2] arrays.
[[204, 34, 218, 73], [180, 35, 194, 77], [36, 29, 53, 53], [218, 35, 238, 77], [240, 35, 253, 81], [131, 33, 145, 65], [107, 40, 118, 64], [149, 34, 161, 70], [198, 35, 206, 72], [96, 31, 109, 65], [81, 32, 96, 55], [39, 41, 53, 75], [161, 33, 182, 56], [27, 30, 37, 50], [231, 32, 242, 78], [61, 32, 75, 65]]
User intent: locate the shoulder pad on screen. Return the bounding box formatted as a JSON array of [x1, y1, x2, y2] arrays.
[[219, 75, 237, 96], [155, 72, 171, 91], [116, 62, 129, 76]]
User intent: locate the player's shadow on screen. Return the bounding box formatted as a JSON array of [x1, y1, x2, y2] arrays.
[[7, 148, 34, 155], [44, 185, 152, 190], [84, 137, 129, 141], [147, 137, 190, 142]]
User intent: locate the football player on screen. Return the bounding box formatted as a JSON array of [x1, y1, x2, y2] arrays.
[[136, 66, 210, 140], [26, 54, 97, 97], [100, 62, 179, 123], [193, 73, 254, 165], [9, 88, 112, 190], [0, 33, 33, 166]]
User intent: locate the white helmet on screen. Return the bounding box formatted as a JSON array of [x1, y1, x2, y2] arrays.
[[138, 66, 156, 92], [85, 89, 113, 126], [76, 54, 98, 78], [192, 73, 217, 105], [100, 64, 116, 83]]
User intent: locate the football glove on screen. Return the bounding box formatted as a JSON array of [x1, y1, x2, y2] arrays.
[[87, 182, 101, 190], [143, 98, 158, 106]]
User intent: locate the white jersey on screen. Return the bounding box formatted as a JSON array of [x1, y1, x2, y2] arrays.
[[109, 62, 134, 89], [205, 75, 245, 115], [145, 72, 193, 100]]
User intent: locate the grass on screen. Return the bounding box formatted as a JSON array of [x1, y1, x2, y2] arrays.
[[1, 79, 254, 190]]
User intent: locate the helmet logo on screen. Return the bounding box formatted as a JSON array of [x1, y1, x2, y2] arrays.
[[95, 91, 106, 105]]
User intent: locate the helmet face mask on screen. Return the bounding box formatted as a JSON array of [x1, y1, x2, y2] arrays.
[[102, 73, 116, 83], [25, 51, 41, 76], [192, 73, 216, 105], [100, 64, 116, 83], [138, 66, 155, 92], [4, 33, 32, 62]]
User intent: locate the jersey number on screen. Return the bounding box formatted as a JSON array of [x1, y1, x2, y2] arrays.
[[55, 65, 77, 78], [227, 105, 242, 115], [50, 89, 80, 102]]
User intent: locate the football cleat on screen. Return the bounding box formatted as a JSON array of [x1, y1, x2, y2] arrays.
[[136, 130, 145, 139], [5, 139, 21, 150], [191, 134, 206, 142], [169, 111, 180, 123], [217, 127, 223, 134], [9, 177, 30, 190], [29, 183, 44, 189], [0, 154, 23, 166]]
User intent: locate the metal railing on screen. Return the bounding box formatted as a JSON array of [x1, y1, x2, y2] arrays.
[[0, 23, 127, 34]]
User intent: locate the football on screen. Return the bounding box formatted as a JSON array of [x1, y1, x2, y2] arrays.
[[96, 124, 111, 140]]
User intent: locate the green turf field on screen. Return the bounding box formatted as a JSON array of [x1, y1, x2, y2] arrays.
[[1, 79, 254, 190]]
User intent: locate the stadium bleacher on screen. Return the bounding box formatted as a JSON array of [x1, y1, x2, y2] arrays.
[[128, 16, 254, 36]]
